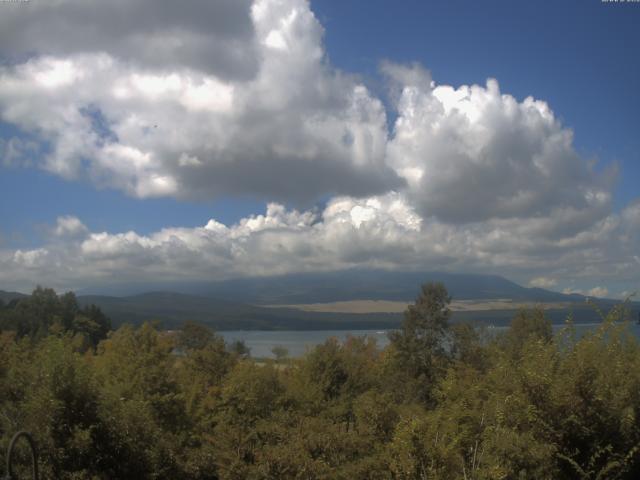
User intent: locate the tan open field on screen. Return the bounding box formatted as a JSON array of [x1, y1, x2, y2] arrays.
[[269, 299, 572, 314]]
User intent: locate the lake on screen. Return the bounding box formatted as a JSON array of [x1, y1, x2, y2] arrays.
[[220, 322, 640, 359], [221, 329, 392, 358]]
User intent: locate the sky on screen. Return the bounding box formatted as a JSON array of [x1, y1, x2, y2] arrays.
[[0, 0, 639, 298]]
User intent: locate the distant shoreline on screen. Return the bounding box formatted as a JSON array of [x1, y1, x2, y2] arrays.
[[265, 299, 573, 314]]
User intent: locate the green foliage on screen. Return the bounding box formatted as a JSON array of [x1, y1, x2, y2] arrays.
[[227, 339, 250, 358], [178, 321, 216, 351], [450, 322, 491, 370], [1, 283, 640, 479], [0, 287, 110, 348], [503, 307, 553, 354], [271, 345, 289, 362], [388, 282, 452, 404]]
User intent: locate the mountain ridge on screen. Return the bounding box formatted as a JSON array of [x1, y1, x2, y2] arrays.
[[0, 290, 28, 304], [5, 271, 634, 330], [76, 291, 402, 330], [73, 270, 591, 304]]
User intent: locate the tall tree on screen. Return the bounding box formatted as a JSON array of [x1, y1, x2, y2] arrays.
[[388, 282, 452, 404]]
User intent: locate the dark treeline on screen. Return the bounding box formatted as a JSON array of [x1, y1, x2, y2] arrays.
[[0, 286, 111, 349], [1, 283, 640, 479]]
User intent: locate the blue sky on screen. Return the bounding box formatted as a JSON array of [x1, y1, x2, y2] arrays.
[[0, 0, 639, 296]]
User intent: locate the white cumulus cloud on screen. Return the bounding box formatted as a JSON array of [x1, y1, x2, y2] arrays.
[[54, 215, 89, 238], [384, 63, 616, 224], [0, 0, 401, 204], [0, 192, 638, 293], [528, 277, 558, 289]]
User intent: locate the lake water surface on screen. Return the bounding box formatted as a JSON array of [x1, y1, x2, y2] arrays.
[[220, 322, 640, 359]]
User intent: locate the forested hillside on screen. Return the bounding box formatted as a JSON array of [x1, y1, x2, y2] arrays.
[[0, 290, 27, 304], [76, 291, 402, 330], [1, 284, 640, 479]]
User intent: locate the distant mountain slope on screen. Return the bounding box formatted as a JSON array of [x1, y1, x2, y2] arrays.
[[76, 290, 637, 331], [77, 292, 402, 331], [16, 270, 636, 330], [80, 270, 584, 304], [196, 270, 587, 305], [0, 290, 28, 304]]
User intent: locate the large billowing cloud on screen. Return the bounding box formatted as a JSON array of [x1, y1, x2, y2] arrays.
[[0, 0, 401, 203], [384, 63, 615, 224], [0, 0, 613, 216], [0, 0, 637, 294]]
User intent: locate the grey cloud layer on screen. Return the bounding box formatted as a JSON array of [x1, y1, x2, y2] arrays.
[[0, 0, 258, 80]]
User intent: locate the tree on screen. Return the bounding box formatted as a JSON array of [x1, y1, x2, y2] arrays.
[[271, 345, 289, 362], [178, 321, 215, 351], [0, 288, 110, 347], [388, 282, 452, 404], [70, 304, 111, 349], [228, 340, 250, 358], [450, 322, 489, 371], [92, 323, 188, 478], [503, 307, 552, 355], [0, 336, 108, 479], [213, 362, 284, 478]]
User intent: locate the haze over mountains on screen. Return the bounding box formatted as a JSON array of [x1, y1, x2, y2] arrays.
[[0, 290, 27, 304], [76, 270, 587, 304], [3, 271, 636, 331]]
